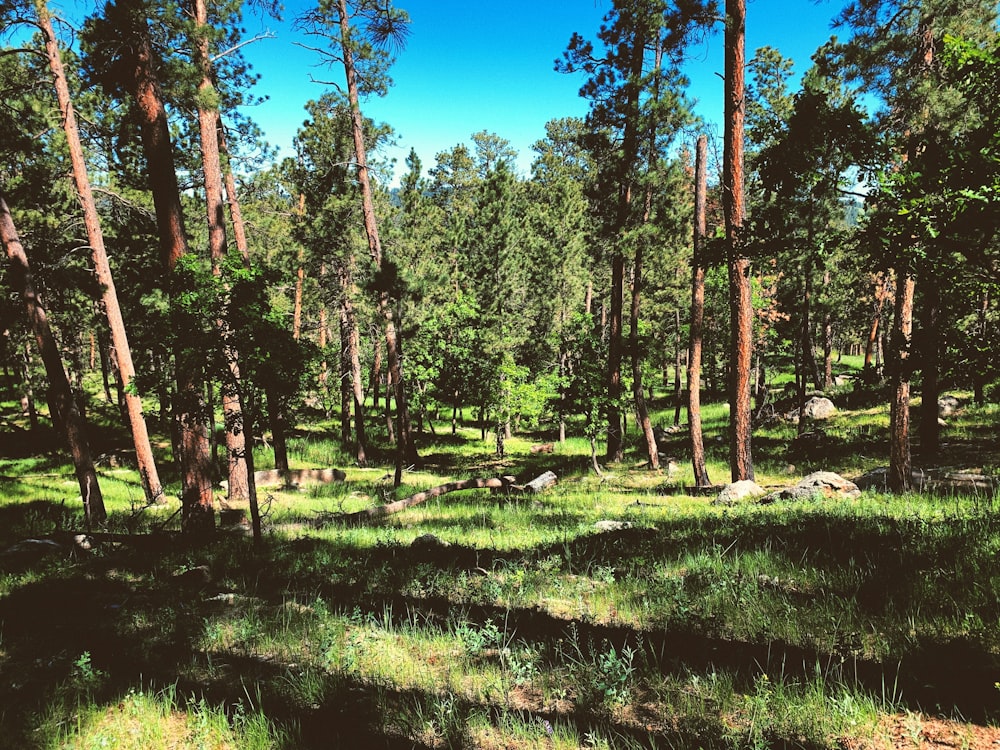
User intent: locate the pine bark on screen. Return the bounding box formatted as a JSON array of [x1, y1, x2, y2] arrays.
[[724, 0, 754, 482], [630, 34, 662, 471], [606, 21, 646, 464], [918, 272, 940, 455], [192, 0, 250, 507], [127, 12, 214, 530], [0, 191, 106, 525], [889, 270, 915, 492], [688, 135, 712, 488], [36, 0, 164, 504], [335, 0, 417, 478]]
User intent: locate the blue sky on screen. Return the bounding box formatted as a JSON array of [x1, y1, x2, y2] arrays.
[[29, 1, 845, 182], [245, 0, 852, 183]]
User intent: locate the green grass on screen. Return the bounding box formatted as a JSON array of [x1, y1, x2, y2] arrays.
[[0, 383, 998, 748]]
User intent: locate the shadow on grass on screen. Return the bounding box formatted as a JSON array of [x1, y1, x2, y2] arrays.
[[2, 507, 1000, 749]]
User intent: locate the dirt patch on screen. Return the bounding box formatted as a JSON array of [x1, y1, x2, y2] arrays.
[[846, 714, 1000, 749]]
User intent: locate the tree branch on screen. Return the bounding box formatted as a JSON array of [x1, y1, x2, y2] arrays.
[[212, 31, 276, 63]]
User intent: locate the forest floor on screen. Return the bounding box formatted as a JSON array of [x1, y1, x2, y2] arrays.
[[1, 381, 999, 748]]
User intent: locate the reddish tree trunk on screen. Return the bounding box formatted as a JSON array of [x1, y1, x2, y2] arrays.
[[335, 0, 416, 478], [724, 0, 754, 482], [192, 0, 250, 507], [127, 13, 214, 530], [688, 135, 712, 488], [36, 0, 163, 503], [889, 270, 915, 492], [0, 192, 106, 525]]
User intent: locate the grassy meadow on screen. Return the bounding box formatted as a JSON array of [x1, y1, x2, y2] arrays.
[[1, 362, 999, 749]]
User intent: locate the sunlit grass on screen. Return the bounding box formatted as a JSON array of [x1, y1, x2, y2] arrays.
[[3, 382, 1000, 748]]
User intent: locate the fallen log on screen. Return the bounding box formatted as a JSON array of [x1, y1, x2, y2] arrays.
[[254, 468, 346, 487], [338, 476, 515, 524], [523, 470, 557, 493]]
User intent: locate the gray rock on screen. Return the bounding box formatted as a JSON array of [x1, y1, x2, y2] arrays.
[[801, 396, 837, 420], [762, 486, 825, 503], [797, 471, 861, 498], [594, 520, 633, 532], [938, 394, 961, 418], [715, 480, 766, 505]]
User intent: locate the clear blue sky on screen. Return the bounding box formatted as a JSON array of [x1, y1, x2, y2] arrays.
[[241, 0, 850, 181]]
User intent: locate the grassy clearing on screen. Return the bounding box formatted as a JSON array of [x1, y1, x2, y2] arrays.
[[0, 388, 998, 748]]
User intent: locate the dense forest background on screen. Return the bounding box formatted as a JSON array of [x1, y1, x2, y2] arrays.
[[2, 0, 1000, 529]]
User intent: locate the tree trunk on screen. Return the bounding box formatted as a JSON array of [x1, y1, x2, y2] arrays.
[[607, 252, 625, 462], [0, 191, 106, 525], [371, 327, 382, 411], [36, 0, 164, 504], [918, 273, 939, 456], [974, 290, 989, 403], [336, 0, 417, 474], [888, 269, 915, 492], [126, 11, 213, 530], [292, 247, 305, 341], [192, 0, 249, 508], [267, 387, 289, 473], [800, 257, 821, 391], [346, 299, 367, 466], [797, 258, 813, 435], [822, 269, 834, 389], [724, 0, 754, 482], [688, 134, 712, 489], [630, 246, 659, 470], [97, 325, 114, 403], [319, 263, 331, 415], [338, 289, 352, 443], [21, 340, 39, 431], [606, 22, 646, 465], [216, 112, 263, 531]]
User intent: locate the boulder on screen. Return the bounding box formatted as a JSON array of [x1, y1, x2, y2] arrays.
[[801, 396, 837, 420], [938, 394, 961, 418], [594, 520, 633, 532], [764, 471, 860, 503], [762, 486, 826, 503], [797, 471, 861, 498], [715, 480, 766, 505]]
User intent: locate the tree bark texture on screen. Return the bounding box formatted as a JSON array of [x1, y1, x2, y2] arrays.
[[336, 0, 417, 474], [630, 241, 658, 469], [918, 273, 939, 455], [0, 191, 106, 525], [606, 252, 625, 462], [688, 135, 712, 489], [888, 269, 915, 492], [344, 287, 367, 465], [127, 13, 214, 530], [724, 0, 754, 482], [630, 32, 662, 471], [36, 0, 164, 504], [192, 0, 250, 507]]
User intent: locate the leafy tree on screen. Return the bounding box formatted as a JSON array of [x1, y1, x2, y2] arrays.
[[559, 0, 705, 466], [296, 0, 418, 484], [829, 0, 999, 489], [83, 0, 216, 530], [33, 0, 165, 503]]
